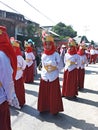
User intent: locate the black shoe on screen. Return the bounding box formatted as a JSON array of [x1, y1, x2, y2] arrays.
[[78, 88, 83, 91], [66, 96, 77, 100]]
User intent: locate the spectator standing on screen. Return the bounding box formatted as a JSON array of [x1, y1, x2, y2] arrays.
[[60, 44, 67, 67]]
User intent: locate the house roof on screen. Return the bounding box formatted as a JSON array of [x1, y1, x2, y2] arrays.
[[40, 26, 60, 37], [48, 30, 60, 37], [73, 36, 82, 43]]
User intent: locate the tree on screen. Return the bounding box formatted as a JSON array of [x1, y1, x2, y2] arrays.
[[27, 24, 37, 37], [91, 40, 95, 45], [80, 36, 89, 43], [26, 24, 42, 46], [52, 22, 77, 39]]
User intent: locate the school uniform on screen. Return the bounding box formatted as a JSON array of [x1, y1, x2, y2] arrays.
[[89, 48, 96, 64], [62, 38, 79, 99], [0, 52, 13, 130], [25, 50, 35, 83], [77, 46, 88, 90], [37, 36, 63, 114], [62, 52, 79, 98], [0, 26, 17, 130], [14, 55, 26, 107]]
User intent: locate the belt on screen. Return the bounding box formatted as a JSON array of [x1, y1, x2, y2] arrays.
[[26, 59, 32, 62], [44, 65, 57, 73], [17, 67, 22, 71], [66, 60, 76, 67], [0, 82, 2, 87]]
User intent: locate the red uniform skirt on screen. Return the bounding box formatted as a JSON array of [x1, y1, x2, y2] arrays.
[[37, 77, 64, 114], [14, 77, 25, 107], [25, 64, 34, 83], [77, 68, 85, 90], [0, 101, 11, 130], [62, 68, 78, 98], [89, 54, 96, 64]]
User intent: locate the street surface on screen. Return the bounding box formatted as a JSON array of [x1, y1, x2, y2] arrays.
[[11, 63, 98, 130]]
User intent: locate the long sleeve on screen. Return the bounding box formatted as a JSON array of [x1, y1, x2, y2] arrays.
[[41, 52, 60, 82], [15, 55, 26, 80], [0, 51, 20, 108], [0, 51, 15, 103]]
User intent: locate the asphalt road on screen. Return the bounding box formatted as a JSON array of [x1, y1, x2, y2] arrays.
[[11, 63, 98, 130]]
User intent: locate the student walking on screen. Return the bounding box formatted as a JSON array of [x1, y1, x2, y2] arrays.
[[37, 35, 64, 115], [24, 42, 35, 83], [62, 38, 79, 100], [0, 26, 18, 130], [77, 43, 88, 90], [12, 40, 26, 107]]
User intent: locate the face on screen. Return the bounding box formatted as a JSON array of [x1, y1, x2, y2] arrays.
[[28, 42, 32, 46], [68, 46, 74, 51], [44, 41, 52, 50]]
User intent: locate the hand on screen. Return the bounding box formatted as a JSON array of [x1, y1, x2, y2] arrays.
[[44, 65, 57, 72], [11, 96, 21, 109], [9, 93, 21, 109]]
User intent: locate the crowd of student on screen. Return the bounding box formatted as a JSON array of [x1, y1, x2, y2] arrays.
[[0, 25, 98, 130]]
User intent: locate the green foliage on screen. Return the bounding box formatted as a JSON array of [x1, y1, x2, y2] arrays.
[[52, 22, 77, 39], [27, 24, 36, 37], [80, 36, 89, 43], [26, 24, 42, 46], [91, 40, 95, 45]]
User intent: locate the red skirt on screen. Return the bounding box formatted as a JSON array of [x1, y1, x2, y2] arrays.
[[89, 54, 96, 63], [25, 64, 34, 83], [0, 101, 12, 130], [77, 68, 85, 89], [14, 77, 25, 107], [62, 68, 78, 97], [37, 77, 64, 114]]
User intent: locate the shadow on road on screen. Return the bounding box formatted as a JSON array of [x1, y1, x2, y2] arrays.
[[25, 89, 38, 97], [71, 97, 98, 107], [10, 104, 98, 130], [80, 88, 98, 95], [38, 112, 98, 130], [86, 69, 98, 75]]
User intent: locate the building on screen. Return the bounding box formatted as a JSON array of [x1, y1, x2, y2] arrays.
[[0, 9, 40, 42]]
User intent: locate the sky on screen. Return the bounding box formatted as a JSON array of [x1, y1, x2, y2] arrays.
[[0, 0, 98, 42]]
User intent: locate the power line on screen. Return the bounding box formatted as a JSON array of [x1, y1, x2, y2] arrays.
[[0, 1, 36, 23], [24, 0, 56, 24], [0, 1, 20, 14]]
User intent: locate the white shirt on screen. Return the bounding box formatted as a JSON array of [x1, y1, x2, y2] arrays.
[[77, 54, 88, 69], [41, 52, 61, 82], [25, 52, 35, 67], [0, 51, 15, 104], [64, 53, 79, 71], [90, 49, 96, 55], [85, 50, 90, 54], [15, 55, 26, 80]]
